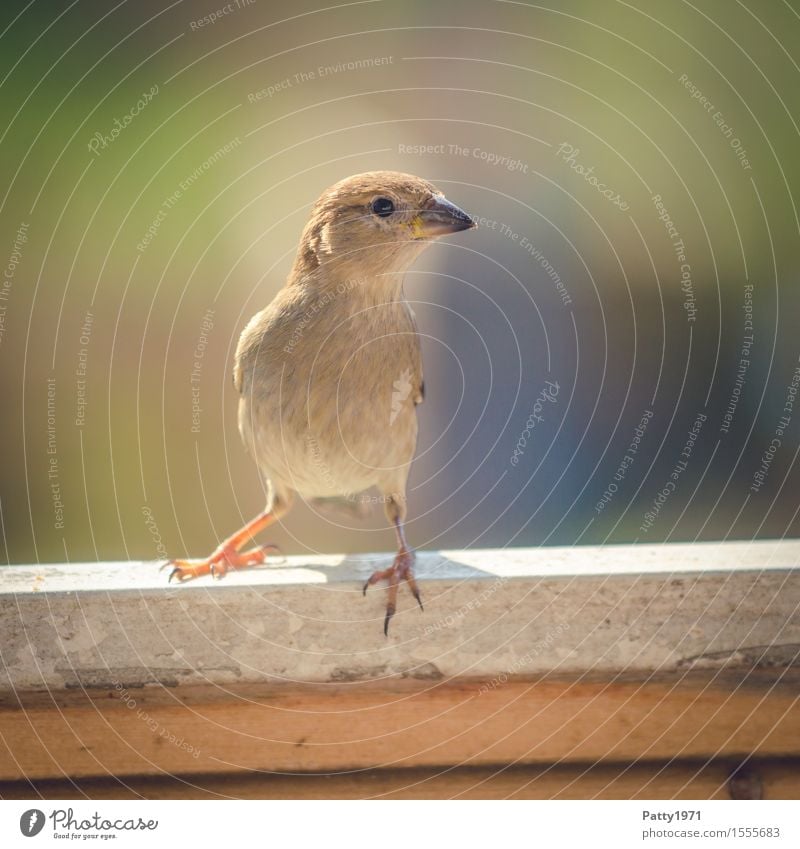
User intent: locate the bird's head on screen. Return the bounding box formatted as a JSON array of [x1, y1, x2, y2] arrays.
[[291, 170, 476, 284]]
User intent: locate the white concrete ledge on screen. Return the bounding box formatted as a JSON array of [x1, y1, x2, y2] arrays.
[[1, 541, 799, 694]]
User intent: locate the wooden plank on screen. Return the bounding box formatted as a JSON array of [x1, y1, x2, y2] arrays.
[[1, 677, 797, 782], [1, 759, 797, 800]]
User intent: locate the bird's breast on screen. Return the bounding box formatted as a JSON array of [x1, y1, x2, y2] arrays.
[[239, 294, 421, 496]]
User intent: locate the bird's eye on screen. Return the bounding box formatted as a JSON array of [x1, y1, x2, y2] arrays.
[[371, 197, 395, 218]]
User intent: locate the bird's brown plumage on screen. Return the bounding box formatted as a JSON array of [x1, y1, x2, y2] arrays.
[[171, 171, 476, 632]]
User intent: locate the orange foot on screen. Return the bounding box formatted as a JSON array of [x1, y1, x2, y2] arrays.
[[165, 544, 280, 582], [363, 549, 423, 635], [163, 509, 283, 583]]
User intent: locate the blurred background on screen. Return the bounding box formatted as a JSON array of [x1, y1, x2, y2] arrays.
[[1, 0, 799, 566]]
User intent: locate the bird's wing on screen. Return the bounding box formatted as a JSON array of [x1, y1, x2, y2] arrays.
[[232, 296, 288, 395]]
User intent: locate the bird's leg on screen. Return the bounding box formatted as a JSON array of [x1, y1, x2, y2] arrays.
[[165, 496, 290, 582], [363, 512, 422, 635]]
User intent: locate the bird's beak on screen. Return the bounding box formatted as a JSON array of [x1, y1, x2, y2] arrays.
[[411, 195, 477, 238]]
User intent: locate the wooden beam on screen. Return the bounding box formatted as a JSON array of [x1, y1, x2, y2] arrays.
[[1, 676, 798, 781]]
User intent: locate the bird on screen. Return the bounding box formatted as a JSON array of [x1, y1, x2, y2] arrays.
[[166, 171, 476, 633]]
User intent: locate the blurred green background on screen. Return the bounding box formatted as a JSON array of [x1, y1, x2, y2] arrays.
[[1, 0, 799, 566]]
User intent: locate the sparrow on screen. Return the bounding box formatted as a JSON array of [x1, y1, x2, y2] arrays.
[[166, 171, 476, 633]]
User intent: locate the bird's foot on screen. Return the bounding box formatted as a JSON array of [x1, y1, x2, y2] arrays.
[[164, 544, 280, 582], [362, 548, 422, 635]]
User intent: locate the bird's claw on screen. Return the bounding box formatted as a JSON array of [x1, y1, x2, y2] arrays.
[[165, 559, 217, 582], [363, 550, 422, 635], [384, 604, 396, 636], [163, 544, 280, 584]]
